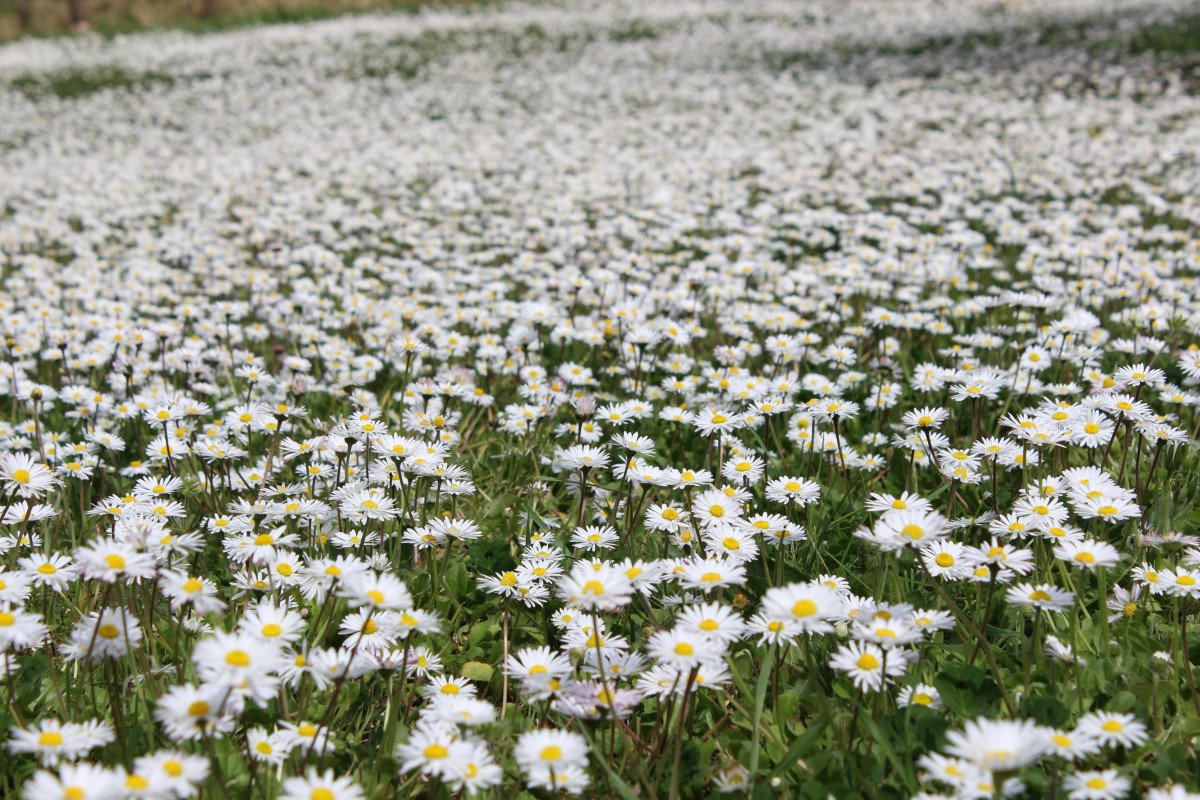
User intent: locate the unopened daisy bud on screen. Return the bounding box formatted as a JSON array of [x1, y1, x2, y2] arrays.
[[573, 396, 596, 419]]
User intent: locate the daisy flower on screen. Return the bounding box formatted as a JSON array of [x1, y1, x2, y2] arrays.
[[764, 476, 821, 507], [943, 717, 1050, 772], [1076, 712, 1148, 749], [1005, 582, 1075, 612], [279, 769, 365, 800], [676, 558, 747, 592], [1063, 769, 1131, 800], [513, 729, 588, 774], [829, 641, 910, 691], [760, 582, 842, 632]]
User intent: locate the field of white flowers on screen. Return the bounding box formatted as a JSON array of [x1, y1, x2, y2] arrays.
[[1, 0, 1200, 798]]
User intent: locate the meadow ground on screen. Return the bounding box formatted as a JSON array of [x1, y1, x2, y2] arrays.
[[1, 1, 1200, 799], [0, 0, 478, 43]]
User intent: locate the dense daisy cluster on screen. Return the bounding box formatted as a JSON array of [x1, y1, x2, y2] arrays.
[[1, 0, 1200, 798]]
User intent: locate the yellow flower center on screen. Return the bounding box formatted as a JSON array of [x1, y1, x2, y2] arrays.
[[792, 599, 817, 617], [420, 743, 448, 762], [225, 650, 251, 666]]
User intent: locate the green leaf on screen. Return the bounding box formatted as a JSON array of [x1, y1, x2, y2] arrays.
[[1108, 690, 1137, 712], [467, 539, 511, 573], [461, 661, 494, 681], [751, 784, 774, 800], [935, 664, 1000, 717], [445, 561, 469, 599], [769, 715, 828, 780], [468, 620, 497, 648], [748, 643, 775, 783], [859, 715, 917, 793], [1019, 693, 1069, 727]]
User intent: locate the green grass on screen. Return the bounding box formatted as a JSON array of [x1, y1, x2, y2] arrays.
[[1130, 13, 1200, 55], [8, 67, 179, 98], [760, 9, 1200, 78], [608, 19, 659, 43]]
